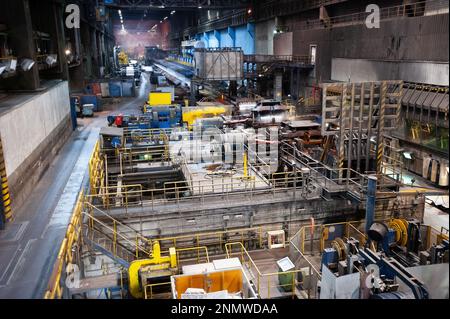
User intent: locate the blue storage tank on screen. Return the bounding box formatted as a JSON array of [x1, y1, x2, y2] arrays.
[[109, 81, 122, 97], [80, 95, 100, 112], [84, 85, 93, 94], [121, 80, 135, 97]]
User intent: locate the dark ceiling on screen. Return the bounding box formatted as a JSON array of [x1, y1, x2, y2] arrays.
[[105, 0, 250, 11]]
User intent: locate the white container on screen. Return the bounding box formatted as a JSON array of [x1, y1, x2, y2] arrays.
[[100, 82, 110, 97], [194, 48, 243, 81]]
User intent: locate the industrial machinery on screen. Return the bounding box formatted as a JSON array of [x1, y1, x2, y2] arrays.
[[144, 46, 167, 65], [252, 100, 290, 127], [320, 219, 449, 299], [182, 106, 227, 130], [107, 114, 152, 131], [368, 219, 449, 266], [117, 50, 129, 66], [128, 241, 177, 299], [235, 99, 257, 117], [99, 127, 124, 150], [142, 92, 183, 129], [280, 119, 324, 156], [146, 91, 172, 107], [146, 105, 182, 129]]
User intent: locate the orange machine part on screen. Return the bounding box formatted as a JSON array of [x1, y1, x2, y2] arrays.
[[174, 269, 243, 299]]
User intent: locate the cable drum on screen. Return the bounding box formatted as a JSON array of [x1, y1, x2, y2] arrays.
[[368, 222, 389, 242]]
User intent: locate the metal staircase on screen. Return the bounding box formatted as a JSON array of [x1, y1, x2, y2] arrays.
[[82, 202, 152, 268], [280, 141, 367, 202], [84, 228, 136, 268]]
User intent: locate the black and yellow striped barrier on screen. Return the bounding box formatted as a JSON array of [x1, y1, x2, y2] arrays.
[[0, 136, 13, 228]]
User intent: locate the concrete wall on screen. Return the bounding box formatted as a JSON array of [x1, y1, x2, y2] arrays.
[[0, 81, 70, 176], [331, 58, 450, 85], [292, 13, 449, 82], [274, 32, 293, 56], [0, 81, 72, 207], [255, 19, 276, 55]]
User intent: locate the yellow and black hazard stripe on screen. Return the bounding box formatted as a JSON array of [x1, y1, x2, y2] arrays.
[[0, 137, 13, 223]]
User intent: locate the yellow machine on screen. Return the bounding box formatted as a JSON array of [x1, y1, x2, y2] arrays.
[[182, 106, 226, 130], [128, 241, 177, 299], [148, 92, 172, 107], [118, 50, 129, 66]]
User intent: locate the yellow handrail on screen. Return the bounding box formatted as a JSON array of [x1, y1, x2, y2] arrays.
[[84, 202, 152, 256], [44, 190, 84, 299], [176, 246, 210, 267], [144, 282, 172, 299], [224, 242, 311, 299]]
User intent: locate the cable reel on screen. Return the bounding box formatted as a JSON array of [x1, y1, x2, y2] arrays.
[[388, 218, 409, 247], [331, 237, 347, 261]]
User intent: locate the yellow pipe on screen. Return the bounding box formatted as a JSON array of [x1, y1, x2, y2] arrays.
[[128, 241, 177, 299]]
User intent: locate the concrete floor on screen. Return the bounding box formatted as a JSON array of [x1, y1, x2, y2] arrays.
[[0, 77, 149, 298]]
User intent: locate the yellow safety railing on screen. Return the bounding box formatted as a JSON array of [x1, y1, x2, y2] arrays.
[[84, 201, 152, 258], [156, 226, 264, 254], [144, 282, 172, 299], [287, 220, 370, 292], [95, 184, 143, 210], [292, 221, 367, 256], [175, 246, 210, 269], [44, 190, 84, 299], [88, 141, 105, 195], [425, 224, 449, 249], [224, 242, 315, 299], [84, 169, 310, 213]]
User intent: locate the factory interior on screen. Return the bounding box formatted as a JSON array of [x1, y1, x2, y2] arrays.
[[0, 0, 449, 302]]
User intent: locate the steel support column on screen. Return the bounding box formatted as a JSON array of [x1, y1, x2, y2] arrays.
[[376, 82, 387, 176], [365, 175, 377, 235]]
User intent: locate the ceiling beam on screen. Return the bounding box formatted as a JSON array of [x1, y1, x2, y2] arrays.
[[105, 0, 250, 10]]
